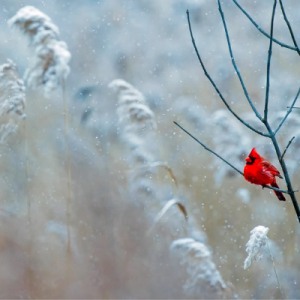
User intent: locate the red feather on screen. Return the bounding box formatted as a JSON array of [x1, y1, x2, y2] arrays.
[[244, 148, 285, 201]]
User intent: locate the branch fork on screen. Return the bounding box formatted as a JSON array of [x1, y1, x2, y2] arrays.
[[179, 1, 300, 222]]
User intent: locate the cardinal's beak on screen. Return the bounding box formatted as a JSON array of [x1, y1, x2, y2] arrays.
[[245, 157, 251, 163]]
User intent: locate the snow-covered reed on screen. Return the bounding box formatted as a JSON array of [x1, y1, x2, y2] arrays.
[[8, 6, 71, 97], [109, 79, 184, 232], [0, 59, 26, 142], [244, 226, 283, 297], [109, 79, 160, 172], [244, 225, 269, 269], [170, 238, 226, 296], [0, 59, 25, 118]]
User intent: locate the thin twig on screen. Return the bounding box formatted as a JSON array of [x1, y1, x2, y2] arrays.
[[267, 240, 284, 299], [287, 106, 300, 109], [274, 86, 300, 135], [186, 10, 269, 137], [174, 121, 243, 176], [218, 0, 262, 121], [174, 121, 289, 195], [232, 0, 297, 52], [280, 136, 295, 162], [278, 0, 300, 54], [264, 0, 277, 122]]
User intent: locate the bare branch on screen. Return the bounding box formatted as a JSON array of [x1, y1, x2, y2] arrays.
[[184, 3, 300, 222], [186, 10, 269, 137], [274, 85, 300, 135], [264, 0, 277, 122], [218, 0, 262, 121], [280, 136, 295, 162], [174, 121, 289, 195], [232, 0, 297, 52], [174, 121, 243, 176], [287, 106, 300, 109], [279, 0, 300, 54], [264, 120, 300, 222]]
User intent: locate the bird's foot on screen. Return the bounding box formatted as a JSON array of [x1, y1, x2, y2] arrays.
[[262, 185, 266, 190]]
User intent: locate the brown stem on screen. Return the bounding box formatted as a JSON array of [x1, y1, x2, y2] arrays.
[[63, 79, 72, 252]]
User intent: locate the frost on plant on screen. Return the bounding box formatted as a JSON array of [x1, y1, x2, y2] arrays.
[[109, 79, 163, 201], [0, 59, 26, 118], [109, 79, 182, 234], [109, 79, 159, 166], [8, 6, 71, 97], [244, 225, 269, 269], [0, 59, 26, 143], [170, 238, 226, 296]]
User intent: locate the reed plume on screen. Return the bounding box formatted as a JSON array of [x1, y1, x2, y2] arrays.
[[244, 225, 269, 269], [8, 6, 71, 97], [109, 79, 184, 234], [109, 79, 167, 205], [110, 79, 223, 297], [244, 226, 283, 298], [170, 238, 226, 296], [0, 59, 26, 142], [9, 6, 72, 256]]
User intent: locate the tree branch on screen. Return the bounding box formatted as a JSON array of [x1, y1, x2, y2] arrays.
[[232, 0, 297, 52], [280, 136, 295, 162], [184, 3, 300, 222], [186, 10, 269, 137], [274, 85, 300, 135], [174, 121, 289, 195], [264, 0, 277, 122], [217, 0, 262, 121], [264, 122, 300, 222], [278, 0, 300, 54], [259, 0, 300, 222]]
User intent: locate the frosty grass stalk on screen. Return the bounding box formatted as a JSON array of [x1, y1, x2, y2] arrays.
[[171, 238, 226, 295], [244, 226, 283, 298], [8, 6, 72, 254], [0, 59, 26, 141]]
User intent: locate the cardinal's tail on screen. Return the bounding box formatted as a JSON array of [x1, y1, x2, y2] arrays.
[[271, 181, 286, 201]]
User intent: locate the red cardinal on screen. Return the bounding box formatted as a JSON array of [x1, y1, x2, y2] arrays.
[[244, 148, 285, 201]]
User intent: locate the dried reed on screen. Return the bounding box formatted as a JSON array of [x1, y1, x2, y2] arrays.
[[8, 6, 71, 97], [8, 6, 72, 282], [244, 226, 283, 298], [170, 238, 226, 296], [110, 79, 224, 297]]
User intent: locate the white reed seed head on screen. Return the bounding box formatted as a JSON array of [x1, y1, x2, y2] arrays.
[[8, 6, 59, 45], [8, 6, 71, 97], [0, 59, 26, 118], [24, 40, 71, 96], [244, 226, 269, 269], [109, 79, 157, 134], [170, 238, 226, 295]]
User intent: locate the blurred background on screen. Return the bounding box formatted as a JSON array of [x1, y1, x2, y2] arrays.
[[0, 0, 300, 298]]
